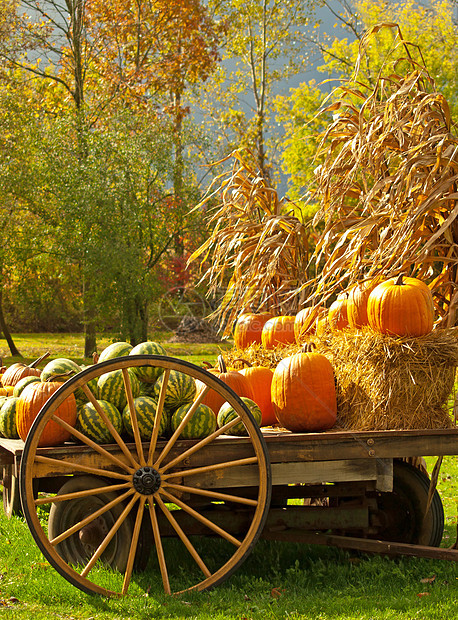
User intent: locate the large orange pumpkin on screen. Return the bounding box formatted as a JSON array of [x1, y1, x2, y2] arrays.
[[366, 274, 435, 337], [261, 316, 296, 349], [271, 344, 337, 432], [195, 355, 254, 414], [233, 312, 273, 349], [239, 363, 276, 426], [294, 305, 326, 344], [1, 352, 50, 387], [16, 380, 77, 446]]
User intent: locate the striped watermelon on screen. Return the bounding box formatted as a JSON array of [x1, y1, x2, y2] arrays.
[[13, 375, 41, 397], [40, 358, 82, 382], [98, 341, 132, 363], [129, 341, 167, 383], [217, 397, 262, 436], [170, 403, 216, 439], [152, 370, 196, 409], [97, 369, 140, 411], [0, 397, 20, 439], [122, 396, 166, 440], [76, 400, 123, 444]]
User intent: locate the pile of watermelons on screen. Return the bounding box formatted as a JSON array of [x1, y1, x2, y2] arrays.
[[0, 341, 261, 446]]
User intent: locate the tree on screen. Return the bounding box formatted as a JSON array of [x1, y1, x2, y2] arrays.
[[196, 0, 317, 183]]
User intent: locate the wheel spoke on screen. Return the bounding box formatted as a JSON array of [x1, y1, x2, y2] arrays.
[[153, 386, 210, 469], [154, 494, 212, 578], [122, 497, 146, 595], [147, 368, 170, 465], [159, 415, 247, 474], [122, 368, 146, 467], [34, 482, 132, 506], [33, 455, 132, 481], [148, 499, 171, 595], [80, 493, 139, 578], [50, 414, 136, 474], [161, 456, 258, 482], [159, 488, 241, 547], [80, 384, 139, 470], [163, 482, 258, 507], [49, 488, 136, 546]]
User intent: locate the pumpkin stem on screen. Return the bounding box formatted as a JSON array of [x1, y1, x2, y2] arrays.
[[202, 360, 213, 369], [395, 274, 405, 286], [29, 351, 51, 369], [217, 355, 227, 373], [301, 343, 317, 353], [231, 358, 252, 368]]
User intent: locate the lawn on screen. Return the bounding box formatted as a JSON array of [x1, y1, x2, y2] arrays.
[[0, 332, 456, 619]]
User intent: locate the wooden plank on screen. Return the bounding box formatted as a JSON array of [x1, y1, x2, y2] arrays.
[[185, 459, 381, 489]]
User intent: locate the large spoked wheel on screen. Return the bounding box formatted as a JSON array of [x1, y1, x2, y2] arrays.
[[373, 460, 444, 547], [19, 355, 271, 597]]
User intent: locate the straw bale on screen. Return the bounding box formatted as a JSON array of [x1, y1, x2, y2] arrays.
[[226, 327, 458, 431]]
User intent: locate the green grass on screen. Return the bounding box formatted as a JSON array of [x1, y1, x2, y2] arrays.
[[0, 332, 233, 367]]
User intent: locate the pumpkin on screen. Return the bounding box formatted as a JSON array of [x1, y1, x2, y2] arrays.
[[366, 274, 435, 337], [271, 344, 337, 432], [16, 380, 77, 446], [347, 280, 380, 329], [261, 316, 296, 349], [195, 355, 254, 414], [328, 293, 349, 331], [233, 312, 273, 349], [238, 361, 276, 426], [1, 352, 50, 387], [294, 305, 326, 344]]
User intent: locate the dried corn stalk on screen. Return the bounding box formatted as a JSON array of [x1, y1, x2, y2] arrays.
[[189, 150, 309, 336], [302, 23, 458, 325]]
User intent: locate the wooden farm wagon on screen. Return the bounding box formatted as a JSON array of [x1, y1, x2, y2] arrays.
[[0, 355, 457, 597]]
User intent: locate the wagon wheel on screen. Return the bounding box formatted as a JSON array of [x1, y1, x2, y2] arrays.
[[373, 460, 444, 547], [19, 355, 271, 597]]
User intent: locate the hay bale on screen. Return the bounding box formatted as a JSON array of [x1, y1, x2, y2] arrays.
[[226, 327, 458, 431], [323, 327, 458, 430]]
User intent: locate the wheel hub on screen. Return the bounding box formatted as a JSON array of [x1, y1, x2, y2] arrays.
[[133, 466, 161, 495]]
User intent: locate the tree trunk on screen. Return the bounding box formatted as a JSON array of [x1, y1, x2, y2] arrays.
[[0, 289, 21, 357]]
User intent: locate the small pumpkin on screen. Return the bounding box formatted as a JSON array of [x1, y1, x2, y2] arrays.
[[195, 355, 254, 414], [271, 343, 337, 432], [328, 293, 350, 331], [233, 312, 273, 349], [16, 380, 77, 446], [261, 316, 296, 349], [1, 352, 50, 387], [347, 280, 380, 329], [237, 360, 276, 426], [366, 274, 435, 337], [294, 305, 326, 344]]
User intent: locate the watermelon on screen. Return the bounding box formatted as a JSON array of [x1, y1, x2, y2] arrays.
[[13, 375, 41, 397], [76, 400, 123, 444], [152, 370, 196, 409], [129, 341, 167, 383], [170, 403, 216, 439], [97, 369, 140, 411], [217, 397, 262, 436], [40, 358, 82, 382], [122, 396, 166, 440], [0, 397, 20, 439], [98, 341, 132, 363]]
